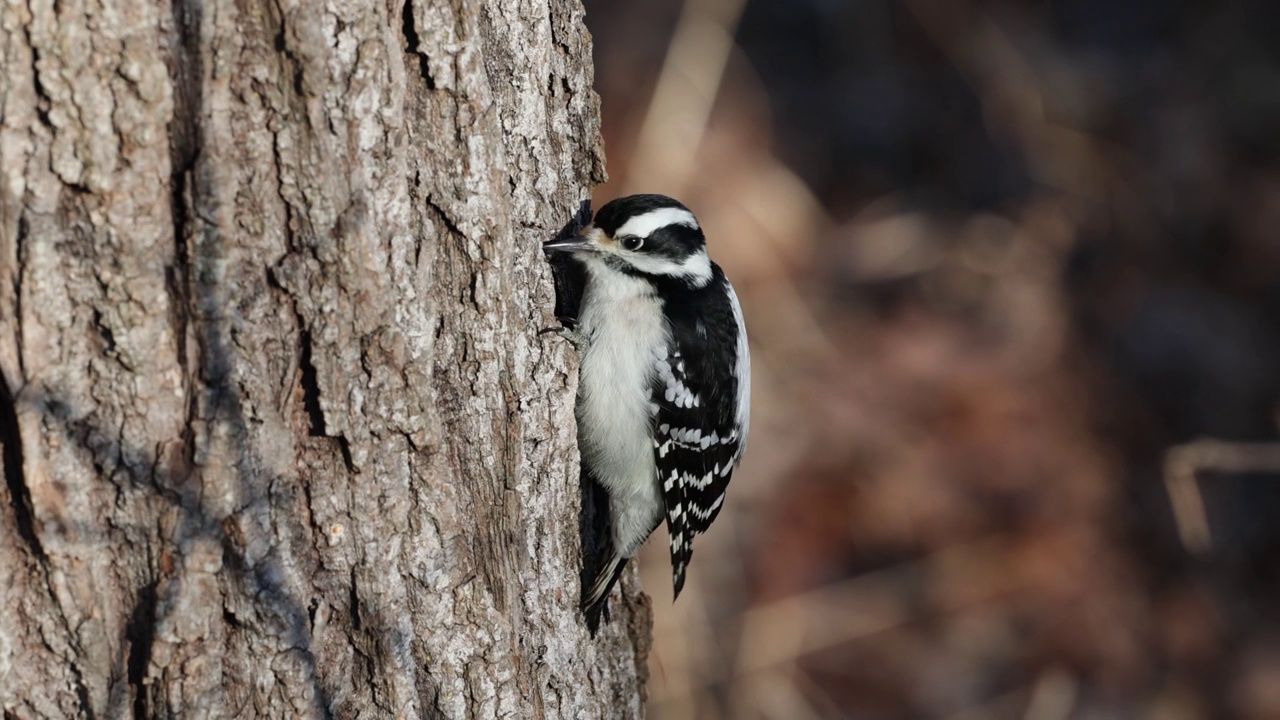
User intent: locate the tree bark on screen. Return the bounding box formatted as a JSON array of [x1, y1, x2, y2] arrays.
[[0, 0, 651, 716]]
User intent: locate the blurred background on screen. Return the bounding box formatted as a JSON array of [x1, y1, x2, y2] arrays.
[[580, 0, 1280, 717]]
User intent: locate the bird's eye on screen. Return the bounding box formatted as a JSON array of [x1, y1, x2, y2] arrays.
[[621, 236, 644, 251]]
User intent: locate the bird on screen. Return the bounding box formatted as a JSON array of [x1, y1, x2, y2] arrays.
[[543, 194, 751, 634]]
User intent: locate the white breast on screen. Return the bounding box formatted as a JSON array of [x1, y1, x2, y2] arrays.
[[575, 258, 667, 555]]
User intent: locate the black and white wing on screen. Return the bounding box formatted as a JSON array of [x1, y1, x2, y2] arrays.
[[652, 270, 751, 597]]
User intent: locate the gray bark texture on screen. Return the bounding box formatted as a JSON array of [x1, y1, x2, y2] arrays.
[[0, 0, 652, 716]]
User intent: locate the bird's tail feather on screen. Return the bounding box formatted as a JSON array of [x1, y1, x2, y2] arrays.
[[582, 554, 628, 635], [579, 465, 621, 635]]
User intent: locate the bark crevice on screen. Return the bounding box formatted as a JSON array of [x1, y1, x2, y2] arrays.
[[0, 382, 41, 561], [298, 326, 327, 438], [124, 581, 159, 720], [400, 0, 436, 89], [166, 0, 202, 497]]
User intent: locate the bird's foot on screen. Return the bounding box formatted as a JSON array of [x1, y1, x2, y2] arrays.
[[539, 319, 587, 347]]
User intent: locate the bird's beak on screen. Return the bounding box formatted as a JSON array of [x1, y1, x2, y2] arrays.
[[544, 226, 603, 254]]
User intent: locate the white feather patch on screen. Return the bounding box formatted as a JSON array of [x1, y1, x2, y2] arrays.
[[622, 249, 713, 285], [688, 495, 724, 520], [726, 280, 751, 461], [576, 257, 669, 558]]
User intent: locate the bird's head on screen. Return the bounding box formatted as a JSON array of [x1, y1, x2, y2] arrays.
[[545, 194, 712, 287]]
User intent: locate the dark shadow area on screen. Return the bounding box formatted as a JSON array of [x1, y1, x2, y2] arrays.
[[0, 354, 44, 562]]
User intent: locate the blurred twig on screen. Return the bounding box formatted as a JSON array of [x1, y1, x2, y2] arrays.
[[1164, 439, 1280, 553], [624, 0, 747, 194], [733, 537, 1010, 677], [734, 568, 914, 675], [1021, 668, 1078, 720]]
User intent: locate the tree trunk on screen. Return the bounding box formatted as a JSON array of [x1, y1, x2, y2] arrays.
[[0, 0, 651, 715]]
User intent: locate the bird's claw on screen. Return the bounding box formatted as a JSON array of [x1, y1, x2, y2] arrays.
[[539, 320, 587, 347]]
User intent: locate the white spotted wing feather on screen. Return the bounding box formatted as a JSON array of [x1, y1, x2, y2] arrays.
[[653, 275, 749, 597]]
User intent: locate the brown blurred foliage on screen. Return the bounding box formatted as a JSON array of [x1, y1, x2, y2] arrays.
[[582, 0, 1280, 717]]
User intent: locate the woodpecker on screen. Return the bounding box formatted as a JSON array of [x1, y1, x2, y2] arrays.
[[544, 194, 751, 633]]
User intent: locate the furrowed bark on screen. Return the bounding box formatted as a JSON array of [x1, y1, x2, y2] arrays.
[[0, 0, 650, 716]]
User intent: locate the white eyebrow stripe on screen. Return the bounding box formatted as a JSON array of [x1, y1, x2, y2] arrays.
[[614, 207, 700, 239]]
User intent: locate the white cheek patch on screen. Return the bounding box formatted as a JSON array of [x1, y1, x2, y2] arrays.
[[623, 249, 713, 285], [676, 250, 711, 283], [615, 207, 700, 239]]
